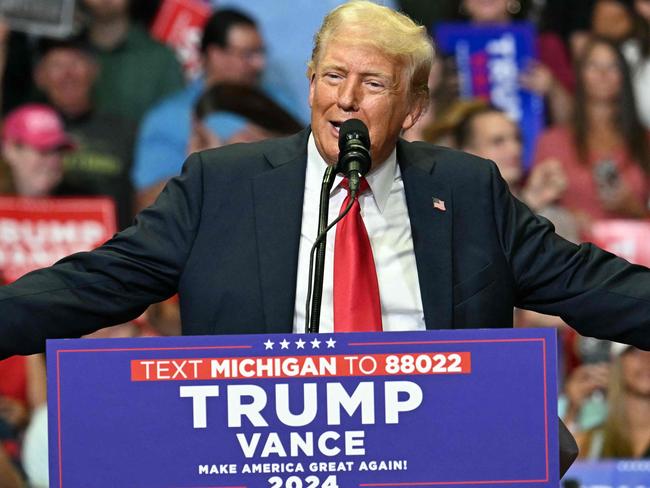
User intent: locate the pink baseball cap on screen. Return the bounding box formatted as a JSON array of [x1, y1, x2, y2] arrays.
[[2, 104, 75, 151]]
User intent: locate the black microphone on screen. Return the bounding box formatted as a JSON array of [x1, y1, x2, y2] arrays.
[[337, 119, 371, 195]]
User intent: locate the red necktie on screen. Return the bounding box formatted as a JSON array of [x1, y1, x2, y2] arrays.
[[333, 178, 383, 332]]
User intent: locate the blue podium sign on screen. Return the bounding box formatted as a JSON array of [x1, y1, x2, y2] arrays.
[[47, 328, 558, 487], [436, 22, 544, 168]]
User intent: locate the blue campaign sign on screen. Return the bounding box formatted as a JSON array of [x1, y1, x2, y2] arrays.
[[564, 460, 650, 487], [47, 328, 558, 487], [436, 22, 544, 168]]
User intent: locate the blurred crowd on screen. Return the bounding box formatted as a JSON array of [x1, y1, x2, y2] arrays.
[[0, 0, 649, 485]]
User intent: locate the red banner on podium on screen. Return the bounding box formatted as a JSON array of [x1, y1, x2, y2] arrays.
[[151, 0, 212, 79], [589, 220, 650, 267], [0, 196, 116, 283]]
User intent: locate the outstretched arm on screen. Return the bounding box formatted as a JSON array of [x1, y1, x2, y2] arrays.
[[0, 153, 206, 358], [490, 163, 650, 349]]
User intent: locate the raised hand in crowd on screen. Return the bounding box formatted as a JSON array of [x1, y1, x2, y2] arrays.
[[562, 362, 611, 431], [522, 157, 568, 211], [520, 60, 573, 124]]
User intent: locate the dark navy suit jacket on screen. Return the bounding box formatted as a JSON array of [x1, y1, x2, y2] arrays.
[[1, 128, 649, 357]]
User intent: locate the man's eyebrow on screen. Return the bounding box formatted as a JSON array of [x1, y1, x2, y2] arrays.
[[320, 63, 392, 80], [320, 62, 348, 73]]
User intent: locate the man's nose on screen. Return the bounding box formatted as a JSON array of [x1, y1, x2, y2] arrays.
[[337, 79, 360, 112]]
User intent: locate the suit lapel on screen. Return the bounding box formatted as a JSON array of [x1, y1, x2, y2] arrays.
[[398, 140, 453, 329], [253, 130, 310, 334]]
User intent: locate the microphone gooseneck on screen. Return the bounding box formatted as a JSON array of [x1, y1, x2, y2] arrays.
[[304, 119, 372, 334]]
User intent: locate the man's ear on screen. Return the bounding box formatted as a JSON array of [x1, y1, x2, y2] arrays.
[[401, 98, 427, 132]]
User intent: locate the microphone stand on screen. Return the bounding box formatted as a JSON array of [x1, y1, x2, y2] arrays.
[[307, 165, 337, 333]]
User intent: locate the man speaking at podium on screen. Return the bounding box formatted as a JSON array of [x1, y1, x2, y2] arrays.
[[0, 1, 649, 472]]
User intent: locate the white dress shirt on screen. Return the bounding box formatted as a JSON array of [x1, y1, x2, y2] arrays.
[[293, 133, 425, 333]]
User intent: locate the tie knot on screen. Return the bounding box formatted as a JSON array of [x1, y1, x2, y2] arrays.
[[341, 177, 370, 195]]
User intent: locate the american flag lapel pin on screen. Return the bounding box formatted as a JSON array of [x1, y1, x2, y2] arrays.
[[433, 197, 446, 212]]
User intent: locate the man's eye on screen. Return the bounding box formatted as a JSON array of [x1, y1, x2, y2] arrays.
[[366, 81, 384, 89], [325, 73, 342, 80]]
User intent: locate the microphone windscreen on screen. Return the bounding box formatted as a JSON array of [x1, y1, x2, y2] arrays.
[[338, 119, 370, 151]]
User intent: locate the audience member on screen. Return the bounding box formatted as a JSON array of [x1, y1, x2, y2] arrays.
[[426, 102, 577, 236], [0, 104, 75, 198], [452, 0, 574, 124], [621, 0, 650, 128], [459, 106, 571, 212], [533, 37, 650, 229], [138, 82, 302, 335], [81, 0, 184, 124], [590, 0, 635, 46], [190, 83, 303, 153], [561, 357, 611, 435], [215, 0, 398, 124], [34, 37, 136, 229], [133, 9, 298, 209], [575, 344, 650, 459], [430, 101, 579, 334]]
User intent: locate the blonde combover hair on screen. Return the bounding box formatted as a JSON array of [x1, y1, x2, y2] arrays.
[[307, 1, 434, 107]]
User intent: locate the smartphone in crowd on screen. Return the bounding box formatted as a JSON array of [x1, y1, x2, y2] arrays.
[[593, 159, 619, 192]]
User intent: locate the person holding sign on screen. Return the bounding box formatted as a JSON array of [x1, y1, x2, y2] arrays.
[[0, 0, 649, 474]]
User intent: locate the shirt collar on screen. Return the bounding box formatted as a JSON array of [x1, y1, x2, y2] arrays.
[[306, 131, 398, 214]]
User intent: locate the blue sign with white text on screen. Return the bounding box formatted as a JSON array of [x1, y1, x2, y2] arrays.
[[436, 22, 544, 168], [47, 328, 558, 487]]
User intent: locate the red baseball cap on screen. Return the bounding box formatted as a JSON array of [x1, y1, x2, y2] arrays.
[[2, 104, 75, 151]]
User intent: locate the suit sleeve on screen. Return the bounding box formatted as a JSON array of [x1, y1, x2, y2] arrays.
[[489, 163, 650, 350], [0, 152, 206, 358]]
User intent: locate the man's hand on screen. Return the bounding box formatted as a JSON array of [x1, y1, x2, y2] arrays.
[[520, 61, 555, 96]]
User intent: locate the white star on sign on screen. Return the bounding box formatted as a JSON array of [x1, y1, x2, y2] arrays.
[[280, 339, 290, 349], [310, 338, 321, 349], [295, 338, 306, 349], [326, 338, 336, 348], [264, 339, 274, 350]]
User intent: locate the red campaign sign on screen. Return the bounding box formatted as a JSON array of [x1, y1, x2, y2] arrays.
[[0, 196, 116, 283], [151, 0, 212, 79], [589, 220, 650, 268]]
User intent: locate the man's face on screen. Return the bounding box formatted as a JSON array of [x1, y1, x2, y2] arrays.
[[309, 35, 420, 167], [206, 25, 265, 85], [463, 112, 522, 187], [36, 49, 97, 115]]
